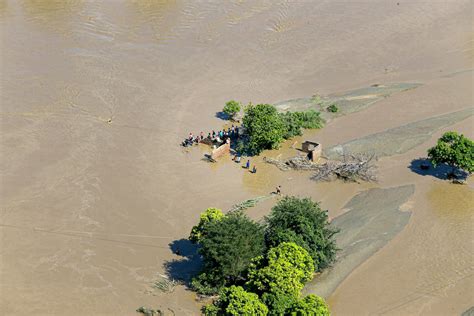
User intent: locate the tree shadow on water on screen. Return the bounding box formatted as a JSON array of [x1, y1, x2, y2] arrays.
[[164, 239, 202, 287], [408, 158, 469, 181], [215, 111, 229, 120]]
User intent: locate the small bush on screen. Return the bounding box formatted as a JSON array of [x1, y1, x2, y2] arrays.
[[326, 104, 339, 113], [136, 306, 163, 316], [223, 100, 242, 120], [280, 110, 324, 139]]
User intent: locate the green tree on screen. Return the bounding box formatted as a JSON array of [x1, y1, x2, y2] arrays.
[[265, 197, 338, 271], [260, 289, 297, 315], [427, 131, 474, 174], [189, 208, 224, 243], [246, 242, 314, 299], [287, 294, 330, 316], [192, 211, 266, 293], [203, 286, 268, 316], [223, 100, 242, 120], [243, 103, 286, 155]]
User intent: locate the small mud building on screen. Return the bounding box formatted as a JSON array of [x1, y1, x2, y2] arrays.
[[302, 141, 322, 162]]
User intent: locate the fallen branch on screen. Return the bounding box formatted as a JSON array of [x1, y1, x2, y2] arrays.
[[264, 153, 377, 182], [311, 153, 377, 182]]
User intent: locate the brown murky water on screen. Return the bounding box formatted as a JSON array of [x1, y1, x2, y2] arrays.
[[1, 1, 472, 315]]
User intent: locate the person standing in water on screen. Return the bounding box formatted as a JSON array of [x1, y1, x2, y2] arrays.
[[276, 185, 281, 195]]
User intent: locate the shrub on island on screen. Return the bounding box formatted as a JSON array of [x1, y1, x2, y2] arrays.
[[223, 100, 242, 121], [427, 131, 473, 176]]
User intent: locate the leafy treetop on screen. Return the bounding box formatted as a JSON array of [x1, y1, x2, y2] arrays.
[[427, 131, 474, 173], [192, 211, 266, 292], [242, 103, 286, 155], [246, 242, 314, 298], [265, 196, 338, 271], [202, 285, 268, 316], [287, 294, 330, 316], [223, 100, 242, 119], [189, 207, 224, 243]]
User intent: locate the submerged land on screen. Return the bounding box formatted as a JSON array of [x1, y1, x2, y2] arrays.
[[1, 1, 473, 315]]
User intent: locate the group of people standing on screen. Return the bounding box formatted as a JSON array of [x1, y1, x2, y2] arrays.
[[182, 125, 239, 147]]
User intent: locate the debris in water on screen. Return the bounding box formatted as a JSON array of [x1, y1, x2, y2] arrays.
[[227, 195, 274, 212], [264, 153, 377, 182]]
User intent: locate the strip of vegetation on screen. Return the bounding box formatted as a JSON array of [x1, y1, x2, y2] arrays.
[[187, 197, 338, 315], [233, 103, 324, 155]]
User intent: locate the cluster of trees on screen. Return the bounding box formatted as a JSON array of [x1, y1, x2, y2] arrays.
[[222, 102, 325, 155], [188, 197, 338, 315], [427, 131, 473, 175]]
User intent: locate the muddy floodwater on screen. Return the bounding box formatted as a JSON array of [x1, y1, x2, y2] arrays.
[[1, 1, 473, 315]]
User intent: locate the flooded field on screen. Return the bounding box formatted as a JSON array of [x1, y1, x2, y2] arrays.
[[1, 1, 473, 315]]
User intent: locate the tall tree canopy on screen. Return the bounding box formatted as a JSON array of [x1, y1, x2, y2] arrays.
[[192, 211, 266, 293], [265, 196, 338, 271], [246, 242, 315, 314], [189, 207, 224, 243], [242, 103, 286, 155], [427, 131, 474, 174], [203, 286, 268, 316], [287, 294, 330, 316], [246, 242, 313, 298]]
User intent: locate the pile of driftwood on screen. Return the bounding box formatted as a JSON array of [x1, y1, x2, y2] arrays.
[[264, 153, 377, 182], [264, 155, 319, 171], [311, 153, 377, 182]]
